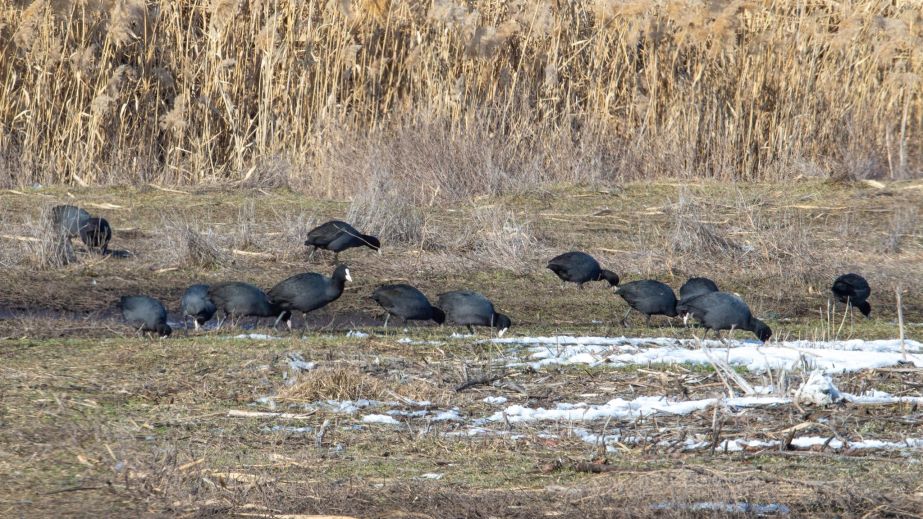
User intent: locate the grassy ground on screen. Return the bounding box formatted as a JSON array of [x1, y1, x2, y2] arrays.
[[1, 180, 922, 517]]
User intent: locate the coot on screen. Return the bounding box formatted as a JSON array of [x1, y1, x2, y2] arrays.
[[436, 290, 511, 336], [79, 217, 112, 253], [371, 284, 445, 327], [831, 273, 871, 317], [678, 277, 719, 305], [268, 264, 352, 329], [119, 295, 172, 337], [547, 251, 619, 288], [208, 282, 289, 327], [304, 220, 380, 263], [677, 291, 772, 342], [614, 280, 678, 326], [181, 284, 217, 330]]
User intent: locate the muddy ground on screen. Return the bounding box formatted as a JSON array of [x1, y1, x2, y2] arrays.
[[1, 180, 923, 517]]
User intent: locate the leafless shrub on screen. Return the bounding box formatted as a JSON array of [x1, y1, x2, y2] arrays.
[[232, 199, 259, 250], [881, 206, 917, 254], [668, 190, 739, 256], [262, 208, 318, 261], [346, 170, 427, 246], [239, 155, 293, 189], [452, 205, 540, 272], [160, 218, 227, 269], [1, 205, 75, 269]]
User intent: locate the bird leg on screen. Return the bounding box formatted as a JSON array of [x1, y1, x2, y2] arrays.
[[309, 246, 317, 260], [621, 308, 632, 327]]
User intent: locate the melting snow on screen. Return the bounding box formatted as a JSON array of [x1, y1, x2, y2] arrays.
[[362, 414, 401, 425], [433, 409, 463, 421], [653, 501, 790, 515], [496, 336, 923, 373], [231, 333, 281, 340], [795, 370, 843, 405], [346, 330, 369, 338], [263, 425, 313, 434], [483, 396, 508, 405], [487, 395, 790, 423]]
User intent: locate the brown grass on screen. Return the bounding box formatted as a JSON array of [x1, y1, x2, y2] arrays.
[[2, 1, 922, 191], [161, 220, 228, 269]]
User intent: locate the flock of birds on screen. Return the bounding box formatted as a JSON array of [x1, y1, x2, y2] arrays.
[[50, 205, 874, 342]]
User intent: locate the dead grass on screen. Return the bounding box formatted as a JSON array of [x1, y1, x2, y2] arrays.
[[4, 332, 923, 517], [345, 169, 429, 246], [160, 218, 228, 269], [276, 365, 392, 402], [466, 205, 542, 272], [0, 180, 920, 327], [2, 1, 922, 191], [668, 189, 740, 256], [0, 203, 74, 269]]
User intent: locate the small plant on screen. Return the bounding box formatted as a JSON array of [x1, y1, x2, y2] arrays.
[[161, 218, 227, 269]]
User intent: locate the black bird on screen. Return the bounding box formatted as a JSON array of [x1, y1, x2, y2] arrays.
[[546, 251, 619, 288], [119, 295, 172, 337], [208, 282, 289, 328], [831, 273, 871, 317], [371, 284, 445, 328], [181, 284, 217, 330], [613, 280, 678, 326], [304, 220, 380, 263], [436, 290, 511, 336], [268, 264, 352, 330], [678, 277, 719, 305], [51, 205, 91, 237], [676, 291, 772, 342], [79, 216, 112, 254]]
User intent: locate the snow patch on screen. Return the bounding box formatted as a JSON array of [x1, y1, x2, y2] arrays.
[[362, 414, 401, 425], [489, 395, 796, 424], [653, 501, 790, 515], [483, 396, 508, 405], [346, 330, 369, 338], [231, 333, 281, 340], [795, 370, 843, 405], [433, 409, 463, 421], [500, 336, 923, 373]]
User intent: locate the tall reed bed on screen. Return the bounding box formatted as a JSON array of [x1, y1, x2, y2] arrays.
[[1, 0, 921, 194]]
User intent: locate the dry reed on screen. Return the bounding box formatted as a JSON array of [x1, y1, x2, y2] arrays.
[[1, 1, 922, 192]]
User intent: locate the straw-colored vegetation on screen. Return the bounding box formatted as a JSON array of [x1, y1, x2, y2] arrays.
[[1, 0, 921, 193]]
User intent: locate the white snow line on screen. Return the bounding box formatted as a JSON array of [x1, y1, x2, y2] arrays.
[[228, 410, 315, 420]]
